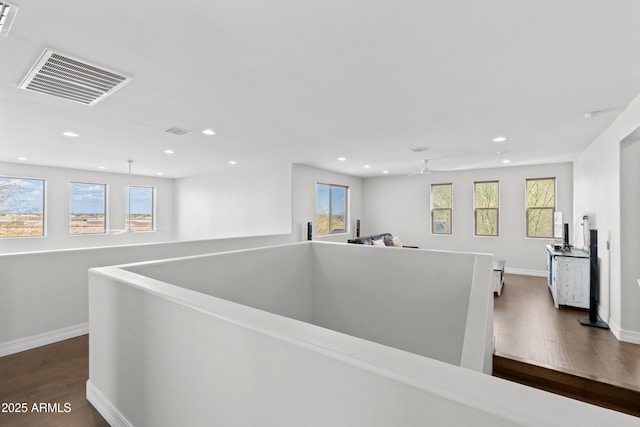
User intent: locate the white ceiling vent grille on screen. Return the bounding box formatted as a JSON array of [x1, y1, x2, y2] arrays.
[[410, 146, 431, 153], [164, 127, 191, 136], [18, 49, 133, 106], [0, 2, 19, 37]]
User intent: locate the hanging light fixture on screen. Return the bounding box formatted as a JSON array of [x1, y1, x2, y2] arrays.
[[125, 159, 134, 233]]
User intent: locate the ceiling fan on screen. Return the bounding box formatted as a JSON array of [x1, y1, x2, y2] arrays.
[[408, 159, 435, 176]]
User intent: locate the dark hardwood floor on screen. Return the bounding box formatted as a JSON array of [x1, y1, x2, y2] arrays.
[[493, 273, 640, 417], [0, 335, 108, 427]]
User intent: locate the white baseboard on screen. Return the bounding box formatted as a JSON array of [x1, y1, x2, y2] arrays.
[[607, 318, 640, 345], [596, 307, 640, 345], [619, 328, 640, 345], [504, 268, 547, 278], [608, 317, 623, 341], [86, 380, 133, 427], [0, 323, 88, 357]]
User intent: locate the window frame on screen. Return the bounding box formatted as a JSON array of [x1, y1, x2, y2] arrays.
[[0, 176, 46, 239], [474, 180, 500, 237], [525, 177, 556, 238], [316, 183, 349, 236], [69, 181, 108, 235], [430, 183, 452, 235], [126, 185, 155, 232]]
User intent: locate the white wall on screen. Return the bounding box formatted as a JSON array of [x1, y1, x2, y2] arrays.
[[573, 93, 640, 343], [125, 244, 314, 324], [309, 243, 492, 372], [362, 163, 573, 274], [0, 161, 175, 254], [620, 138, 640, 342], [123, 241, 492, 371], [0, 234, 293, 356], [174, 163, 364, 243], [292, 164, 363, 243], [87, 245, 639, 427], [0, 161, 367, 354], [174, 164, 292, 240]]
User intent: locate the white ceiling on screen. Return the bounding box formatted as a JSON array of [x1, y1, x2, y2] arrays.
[[1, 1, 639, 178]]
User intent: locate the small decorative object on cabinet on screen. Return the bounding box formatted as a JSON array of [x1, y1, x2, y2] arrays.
[[546, 245, 589, 309]]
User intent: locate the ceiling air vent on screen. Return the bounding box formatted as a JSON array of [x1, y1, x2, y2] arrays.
[[410, 146, 431, 153], [0, 2, 18, 37], [164, 127, 191, 136], [18, 49, 133, 106]]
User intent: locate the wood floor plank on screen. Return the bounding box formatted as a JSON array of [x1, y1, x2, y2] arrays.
[[0, 335, 108, 427], [494, 273, 640, 417]]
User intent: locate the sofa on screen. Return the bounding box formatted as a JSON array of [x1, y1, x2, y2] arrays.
[[347, 233, 418, 248]]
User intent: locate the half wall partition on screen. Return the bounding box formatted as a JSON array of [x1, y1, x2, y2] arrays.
[[87, 242, 637, 426]]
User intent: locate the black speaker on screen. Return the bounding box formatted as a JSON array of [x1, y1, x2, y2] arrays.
[[579, 229, 609, 329], [563, 223, 570, 247], [307, 222, 312, 241], [588, 229, 598, 322], [356, 219, 360, 238]]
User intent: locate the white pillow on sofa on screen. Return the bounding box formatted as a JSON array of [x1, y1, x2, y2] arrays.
[[372, 239, 385, 247], [392, 236, 403, 247]]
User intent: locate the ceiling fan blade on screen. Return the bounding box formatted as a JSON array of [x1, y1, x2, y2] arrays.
[[108, 228, 133, 235], [408, 159, 432, 176]]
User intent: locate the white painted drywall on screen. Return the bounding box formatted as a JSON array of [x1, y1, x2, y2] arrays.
[[125, 243, 314, 324], [90, 271, 502, 427], [362, 163, 573, 274], [573, 132, 621, 331], [0, 161, 369, 353], [292, 164, 363, 243], [174, 164, 292, 240], [0, 234, 292, 353], [0, 161, 175, 254], [87, 247, 640, 427], [124, 241, 491, 371], [574, 93, 640, 342], [620, 137, 640, 341], [310, 243, 478, 367]]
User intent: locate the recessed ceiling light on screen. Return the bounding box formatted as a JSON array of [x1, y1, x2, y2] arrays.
[[202, 128, 216, 136], [501, 159, 512, 164], [157, 172, 164, 176], [98, 166, 105, 170], [228, 160, 237, 165], [164, 149, 175, 154], [364, 164, 371, 168], [382, 170, 389, 174], [62, 131, 79, 137], [492, 136, 507, 143], [17, 156, 27, 161], [337, 157, 346, 161]]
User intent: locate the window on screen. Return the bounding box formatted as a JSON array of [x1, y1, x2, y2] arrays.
[[70, 182, 107, 235], [126, 186, 154, 232], [474, 181, 499, 236], [431, 183, 452, 234], [0, 177, 45, 238], [316, 183, 347, 235], [526, 178, 555, 238]]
